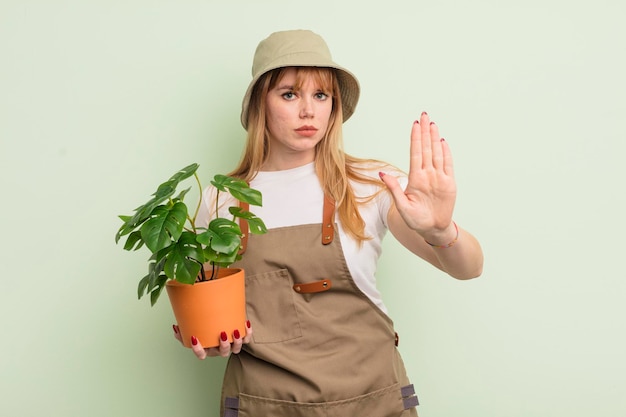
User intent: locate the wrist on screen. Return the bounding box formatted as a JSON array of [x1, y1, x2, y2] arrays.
[[424, 222, 459, 249]]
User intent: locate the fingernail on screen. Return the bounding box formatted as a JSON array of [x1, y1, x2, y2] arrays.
[[246, 320, 251, 329], [441, 137, 445, 142], [234, 329, 241, 339], [220, 331, 228, 342], [422, 111, 428, 116], [172, 325, 178, 334], [414, 120, 419, 124], [191, 336, 198, 346], [378, 171, 385, 179], [430, 121, 435, 125]]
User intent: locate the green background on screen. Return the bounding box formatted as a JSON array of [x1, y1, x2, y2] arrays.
[[2, 1, 624, 416]]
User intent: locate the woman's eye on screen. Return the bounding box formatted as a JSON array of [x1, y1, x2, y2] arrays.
[[282, 92, 296, 100], [315, 92, 329, 100]]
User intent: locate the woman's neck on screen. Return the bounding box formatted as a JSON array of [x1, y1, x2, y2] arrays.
[[260, 154, 315, 172]]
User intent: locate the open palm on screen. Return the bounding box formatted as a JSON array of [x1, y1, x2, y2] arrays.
[[383, 112, 457, 236]]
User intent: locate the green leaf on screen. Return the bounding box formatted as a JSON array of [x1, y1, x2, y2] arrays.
[[153, 179, 178, 200], [116, 186, 176, 241], [210, 174, 246, 192], [140, 202, 188, 252], [196, 218, 241, 254], [228, 207, 267, 235], [149, 275, 168, 306], [169, 163, 198, 184], [205, 250, 241, 268], [173, 186, 192, 203], [162, 232, 204, 284], [146, 256, 167, 294], [115, 164, 199, 243], [137, 274, 150, 299], [123, 230, 145, 251], [211, 174, 263, 206], [247, 217, 267, 235], [137, 256, 166, 300]]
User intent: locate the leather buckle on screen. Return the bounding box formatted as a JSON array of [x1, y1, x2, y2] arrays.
[[293, 279, 332, 294]]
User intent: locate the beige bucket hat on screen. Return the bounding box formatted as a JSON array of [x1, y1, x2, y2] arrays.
[[240, 29, 360, 130]]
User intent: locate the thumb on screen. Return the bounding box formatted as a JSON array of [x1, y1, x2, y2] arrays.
[[379, 172, 407, 205]]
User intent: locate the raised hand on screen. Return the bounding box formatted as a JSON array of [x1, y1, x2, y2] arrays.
[[381, 112, 457, 244]]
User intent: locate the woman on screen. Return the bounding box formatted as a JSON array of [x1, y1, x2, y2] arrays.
[[174, 29, 483, 416]]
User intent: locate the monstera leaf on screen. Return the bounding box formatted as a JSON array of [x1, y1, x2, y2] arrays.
[[116, 163, 266, 306]]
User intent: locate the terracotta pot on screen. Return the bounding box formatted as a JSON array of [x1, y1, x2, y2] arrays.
[[166, 267, 247, 348]]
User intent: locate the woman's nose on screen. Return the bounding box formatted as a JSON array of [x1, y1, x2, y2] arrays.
[[299, 99, 314, 118]]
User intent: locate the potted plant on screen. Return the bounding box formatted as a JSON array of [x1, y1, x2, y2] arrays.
[[115, 163, 266, 347]]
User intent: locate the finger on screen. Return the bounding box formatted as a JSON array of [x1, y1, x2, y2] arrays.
[[409, 119, 422, 176], [379, 172, 408, 208], [218, 331, 232, 357], [441, 138, 455, 177], [429, 121, 444, 170], [242, 320, 253, 344], [420, 112, 433, 168], [190, 336, 208, 360], [172, 324, 183, 344], [231, 329, 243, 354], [203, 347, 222, 357]]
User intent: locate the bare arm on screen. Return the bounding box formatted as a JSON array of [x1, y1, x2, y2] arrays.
[[380, 112, 483, 279]]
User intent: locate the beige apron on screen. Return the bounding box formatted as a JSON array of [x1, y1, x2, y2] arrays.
[[222, 197, 419, 417]]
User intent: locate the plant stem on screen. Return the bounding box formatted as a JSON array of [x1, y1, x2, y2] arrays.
[[214, 189, 221, 219], [189, 172, 203, 232]]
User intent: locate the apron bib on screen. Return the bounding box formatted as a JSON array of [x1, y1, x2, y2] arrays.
[[222, 198, 418, 417]]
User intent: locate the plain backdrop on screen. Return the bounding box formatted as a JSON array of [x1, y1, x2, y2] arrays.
[[1, 1, 625, 416]]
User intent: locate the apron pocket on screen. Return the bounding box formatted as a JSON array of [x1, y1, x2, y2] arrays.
[[245, 269, 303, 344], [236, 383, 410, 417]]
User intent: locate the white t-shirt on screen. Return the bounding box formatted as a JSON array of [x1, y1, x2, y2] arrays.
[[196, 162, 407, 315]]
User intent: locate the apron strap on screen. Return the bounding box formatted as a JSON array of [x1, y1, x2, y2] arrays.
[[238, 202, 250, 255], [322, 194, 335, 245], [238, 194, 336, 254]]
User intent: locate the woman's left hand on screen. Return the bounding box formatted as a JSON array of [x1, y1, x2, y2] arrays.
[[172, 322, 253, 359], [380, 111, 457, 244]]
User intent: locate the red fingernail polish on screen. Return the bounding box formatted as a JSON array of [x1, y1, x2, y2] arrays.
[[422, 111, 428, 116], [246, 320, 251, 329], [234, 329, 241, 339], [441, 137, 445, 142], [220, 331, 228, 342], [378, 171, 385, 179], [430, 121, 435, 125], [172, 325, 178, 334], [414, 120, 419, 124], [191, 336, 198, 346]]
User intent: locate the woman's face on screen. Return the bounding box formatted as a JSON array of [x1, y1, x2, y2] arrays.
[[263, 68, 333, 169]]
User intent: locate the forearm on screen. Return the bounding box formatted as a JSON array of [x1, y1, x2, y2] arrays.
[[388, 209, 483, 280], [427, 226, 484, 279]]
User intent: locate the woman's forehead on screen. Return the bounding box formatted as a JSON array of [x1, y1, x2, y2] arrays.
[[274, 67, 334, 90]]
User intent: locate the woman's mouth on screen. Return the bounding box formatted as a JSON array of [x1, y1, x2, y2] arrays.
[[295, 126, 318, 137]]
